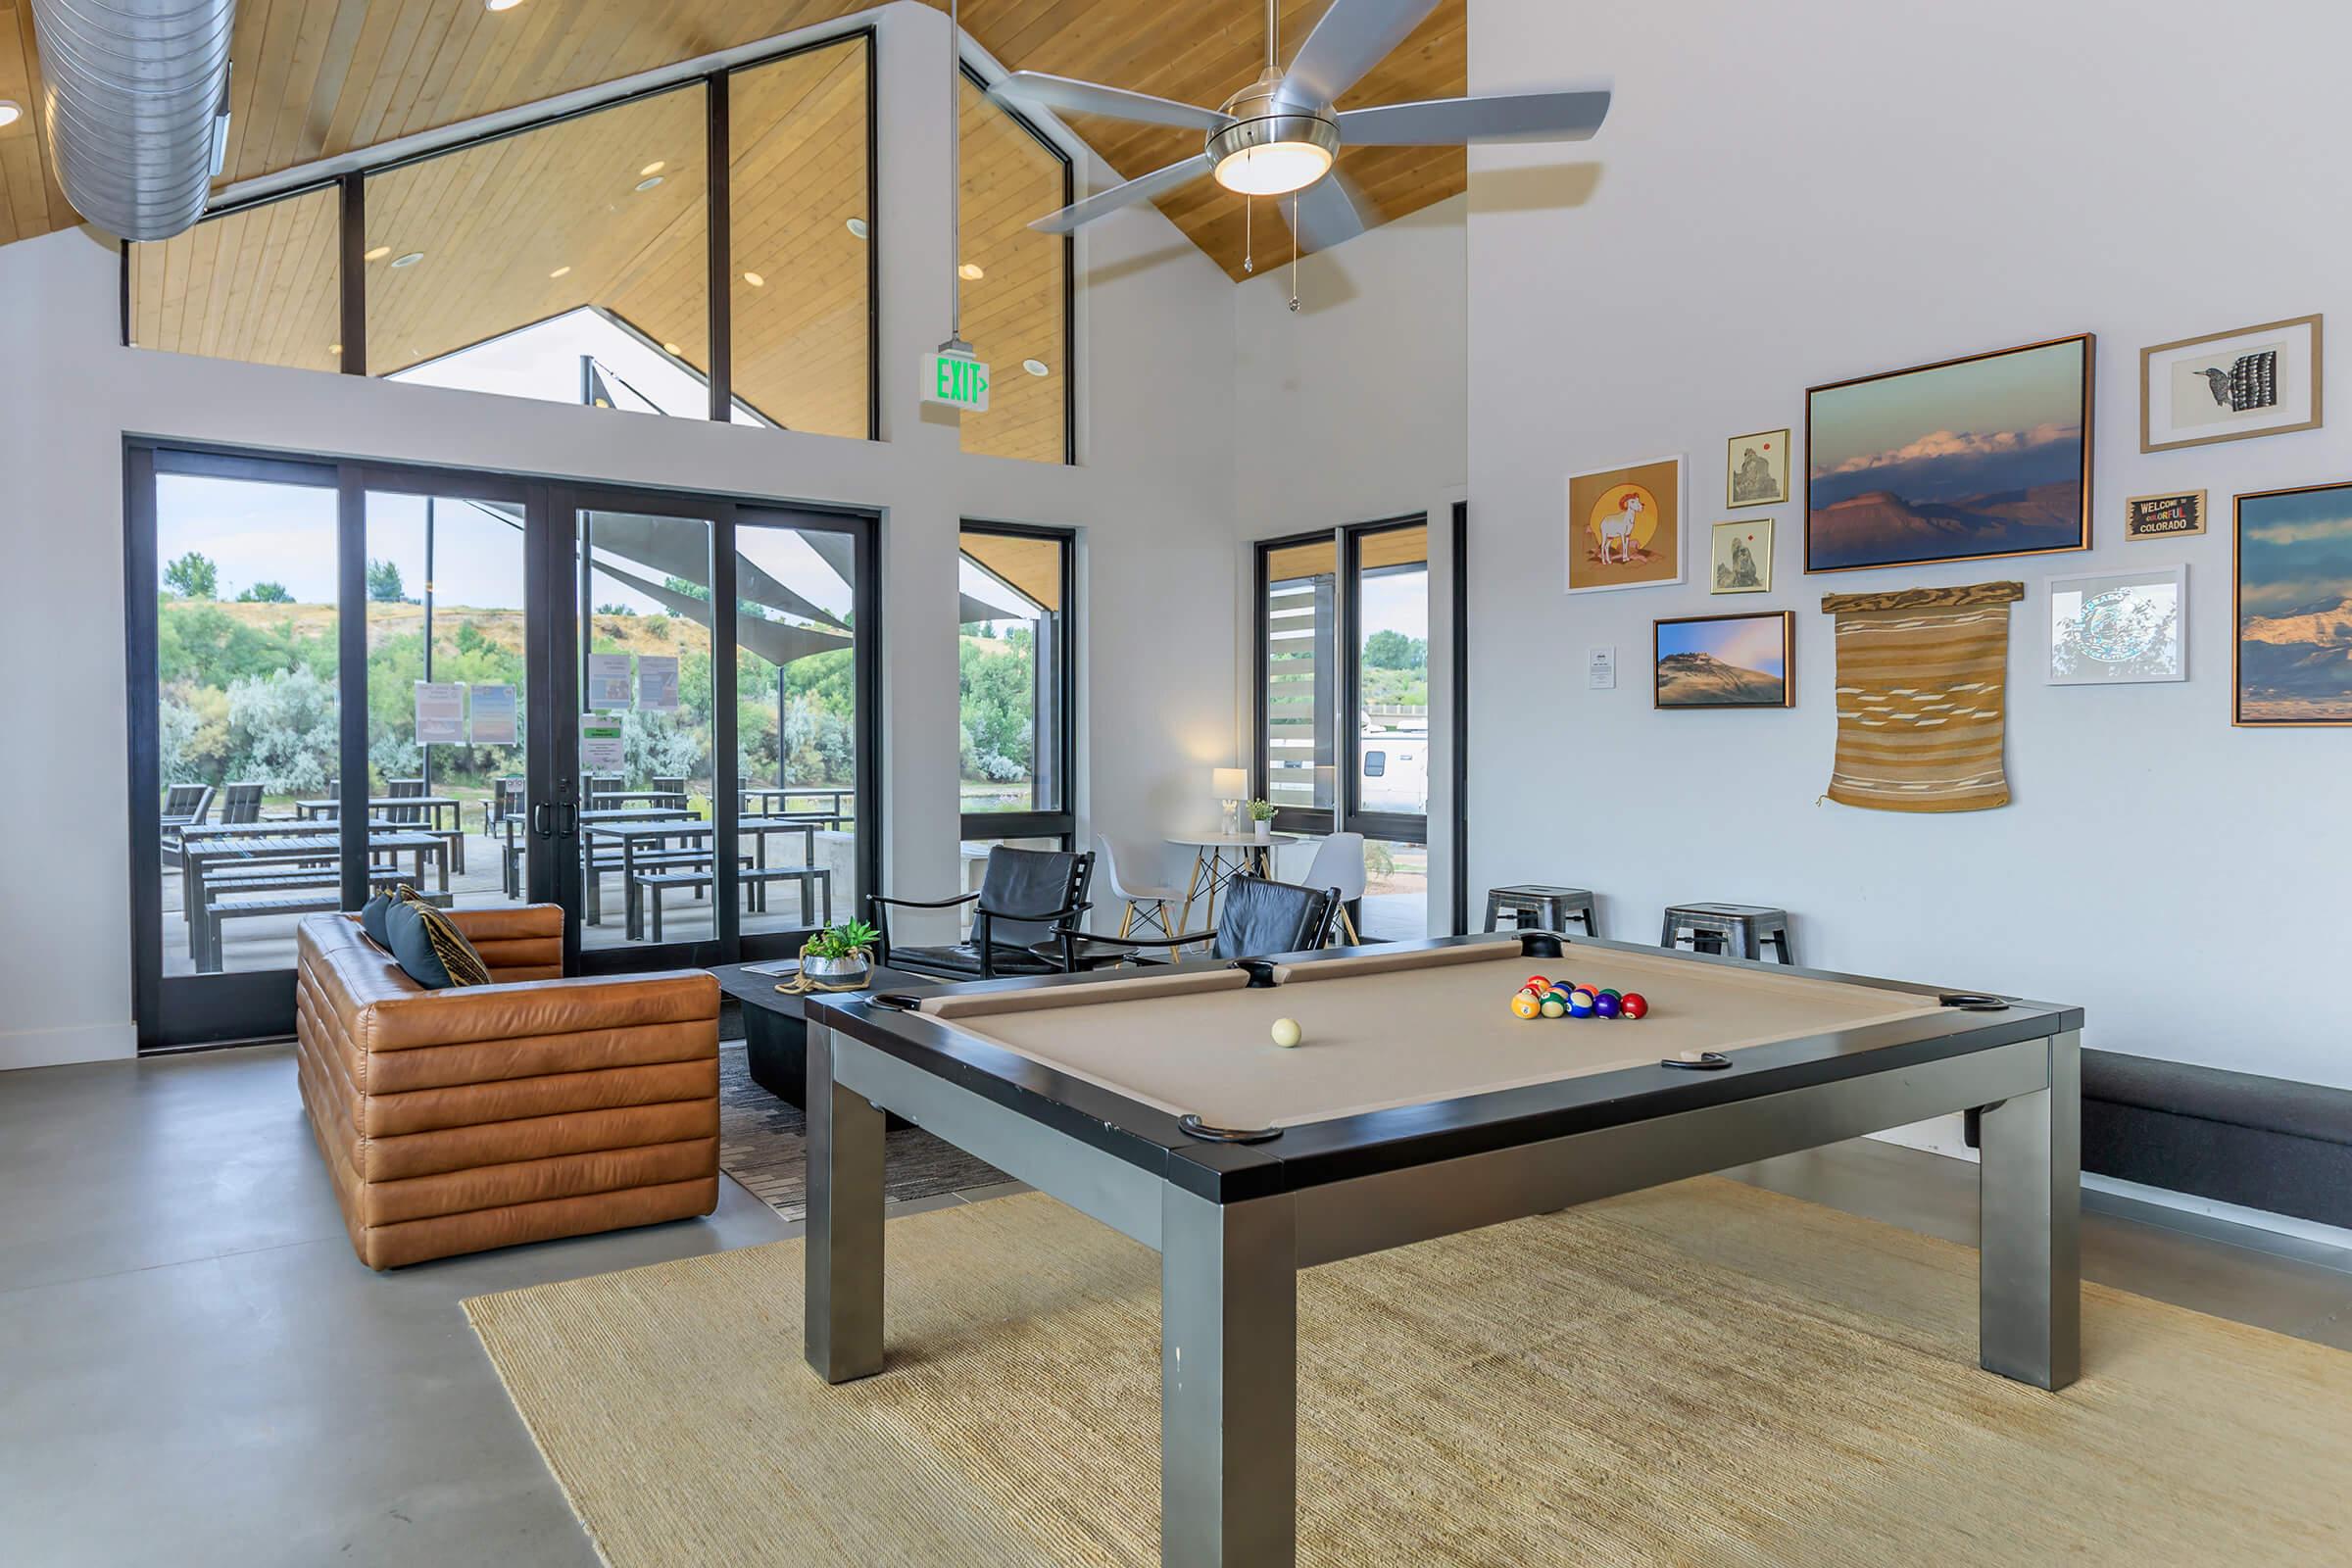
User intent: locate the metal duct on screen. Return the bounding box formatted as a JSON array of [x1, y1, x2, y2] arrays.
[[27, 0, 236, 241]]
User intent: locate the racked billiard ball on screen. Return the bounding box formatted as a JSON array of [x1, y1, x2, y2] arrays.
[[1540, 996, 1567, 1019], [1619, 992, 1648, 1020], [1511, 992, 1543, 1019], [1524, 975, 1551, 995], [1593, 994, 1622, 1019], [1566, 992, 1597, 1019]]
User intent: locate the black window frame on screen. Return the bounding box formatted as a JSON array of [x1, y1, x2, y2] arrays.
[[124, 435, 884, 1050], [122, 27, 885, 444], [957, 520, 1078, 849]]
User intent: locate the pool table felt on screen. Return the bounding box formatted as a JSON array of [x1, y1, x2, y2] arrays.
[[915, 943, 1952, 1131]]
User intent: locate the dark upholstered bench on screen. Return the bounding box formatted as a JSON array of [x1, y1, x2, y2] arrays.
[[1967, 1049, 2352, 1231]]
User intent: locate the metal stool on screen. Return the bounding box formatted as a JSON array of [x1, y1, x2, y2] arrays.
[[1484, 884, 1598, 937], [1660, 903, 1793, 963]]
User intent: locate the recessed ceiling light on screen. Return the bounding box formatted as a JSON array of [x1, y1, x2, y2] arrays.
[[328, 344, 342, 356], [1023, 359, 1051, 377], [390, 252, 424, 268], [548, 265, 571, 278], [0, 101, 22, 129], [662, 342, 680, 355], [635, 174, 664, 192], [957, 263, 984, 281], [741, 270, 765, 287], [846, 217, 868, 239], [639, 161, 665, 177], [484, 0, 524, 12], [363, 245, 391, 261]]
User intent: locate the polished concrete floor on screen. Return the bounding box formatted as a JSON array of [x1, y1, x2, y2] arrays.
[[4, 1044, 2349, 1566]]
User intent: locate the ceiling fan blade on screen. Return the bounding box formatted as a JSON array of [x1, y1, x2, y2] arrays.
[[1337, 87, 1613, 145], [991, 72, 1232, 132], [1283, 172, 1380, 252], [1281, 0, 1445, 107], [1028, 153, 1216, 234]]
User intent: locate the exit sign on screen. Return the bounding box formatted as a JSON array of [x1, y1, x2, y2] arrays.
[[923, 351, 990, 413]]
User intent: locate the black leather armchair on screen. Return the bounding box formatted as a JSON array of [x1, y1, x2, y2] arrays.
[[1059, 874, 1342, 968], [869, 846, 1096, 981]]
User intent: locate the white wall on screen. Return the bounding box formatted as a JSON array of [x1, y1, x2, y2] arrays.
[[0, 1, 1240, 1069], [1233, 195, 1470, 930], [1464, 0, 2352, 1132]]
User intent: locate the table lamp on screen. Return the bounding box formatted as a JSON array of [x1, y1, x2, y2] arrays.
[[1211, 767, 1249, 836]]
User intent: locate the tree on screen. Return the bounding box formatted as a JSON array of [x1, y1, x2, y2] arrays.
[[164, 552, 219, 600], [1362, 629, 1427, 671], [237, 581, 292, 604], [366, 558, 406, 603]]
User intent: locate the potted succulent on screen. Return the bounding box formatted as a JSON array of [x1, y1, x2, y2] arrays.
[[800, 918, 880, 986], [1246, 798, 1276, 841]]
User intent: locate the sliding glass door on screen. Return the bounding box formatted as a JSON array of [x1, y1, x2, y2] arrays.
[[127, 445, 877, 1049]]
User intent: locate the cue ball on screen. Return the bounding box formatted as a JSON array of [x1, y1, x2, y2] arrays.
[[1270, 1017, 1303, 1049]]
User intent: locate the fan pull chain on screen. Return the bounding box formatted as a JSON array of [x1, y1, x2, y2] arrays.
[[1289, 197, 1299, 313], [1244, 195, 1253, 274]]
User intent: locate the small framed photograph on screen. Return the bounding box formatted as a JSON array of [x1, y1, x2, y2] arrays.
[[1653, 611, 1793, 709], [1726, 428, 1789, 508], [1566, 455, 1685, 594], [2141, 316, 2322, 453], [2047, 566, 2185, 684], [1709, 517, 1774, 593], [2125, 490, 2206, 540], [2235, 480, 2352, 725]]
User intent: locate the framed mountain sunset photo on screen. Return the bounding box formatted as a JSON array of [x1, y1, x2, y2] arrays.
[[1805, 335, 2093, 573], [2234, 480, 2352, 726]]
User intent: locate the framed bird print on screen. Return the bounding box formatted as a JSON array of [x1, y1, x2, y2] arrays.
[[1726, 428, 1789, 507], [2141, 316, 2322, 453], [1565, 455, 1685, 593]]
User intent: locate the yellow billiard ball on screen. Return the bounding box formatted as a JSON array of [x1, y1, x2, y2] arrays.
[[1270, 1017, 1303, 1049]]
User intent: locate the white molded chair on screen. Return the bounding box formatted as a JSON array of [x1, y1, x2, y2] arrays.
[[1301, 832, 1368, 945], [1095, 835, 1188, 943]]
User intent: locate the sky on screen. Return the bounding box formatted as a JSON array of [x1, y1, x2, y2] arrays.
[[1658, 615, 1785, 677], [1808, 338, 2086, 476], [2238, 486, 2352, 617]]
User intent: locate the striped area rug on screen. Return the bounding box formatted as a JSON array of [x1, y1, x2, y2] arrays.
[[1822, 581, 2024, 812]]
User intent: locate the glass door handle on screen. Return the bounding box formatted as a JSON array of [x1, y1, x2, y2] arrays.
[[531, 802, 554, 838], [556, 801, 577, 837]]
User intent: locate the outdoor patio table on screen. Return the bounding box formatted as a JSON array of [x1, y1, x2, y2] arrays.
[[581, 814, 821, 936], [176, 826, 450, 963]]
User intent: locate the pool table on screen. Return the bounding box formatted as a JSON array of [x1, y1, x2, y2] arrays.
[[804, 932, 2083, 1567]]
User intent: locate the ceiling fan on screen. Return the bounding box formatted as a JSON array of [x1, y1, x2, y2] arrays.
[[990, 0, 1611, 252]]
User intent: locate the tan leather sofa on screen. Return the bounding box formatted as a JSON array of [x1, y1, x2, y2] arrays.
[[294, 905, 720, 1269]]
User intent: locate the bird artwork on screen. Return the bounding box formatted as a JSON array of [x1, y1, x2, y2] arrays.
[[2192, 366, 2231, 407], [2193, 350, 2279, 413]]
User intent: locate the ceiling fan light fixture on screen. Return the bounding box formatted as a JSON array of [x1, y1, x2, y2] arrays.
[[1205, 112, 1340, 197]]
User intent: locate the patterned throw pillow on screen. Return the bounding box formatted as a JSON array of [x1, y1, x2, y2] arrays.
[[383, 896, 494, 989]]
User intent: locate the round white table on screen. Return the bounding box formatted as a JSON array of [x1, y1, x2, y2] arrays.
[[1166, 831, 1300, 933]]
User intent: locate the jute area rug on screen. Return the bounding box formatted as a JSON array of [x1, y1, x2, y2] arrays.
[[466, 1178, 2352, 1566], [715, 1043, 1004, 1221]]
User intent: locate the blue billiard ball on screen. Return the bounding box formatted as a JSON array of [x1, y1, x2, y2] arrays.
[[1566, 993, 1596, 1018], [1594, 994, 1622, 1019]]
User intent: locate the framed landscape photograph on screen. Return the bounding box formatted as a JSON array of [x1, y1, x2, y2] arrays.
[[1805, 334, 2093, 573], [1726, 428, 1789, 507], [2235, 481, 2352, 726], [2142, 316, 2322, 454], [1710, 517, 1773, 593], [1653, 611, 1792, 709], [1566, 455, 1684, 593], [2047, 565, 2185, 684]]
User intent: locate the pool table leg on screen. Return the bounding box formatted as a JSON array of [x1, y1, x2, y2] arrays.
[[1976, 1030, 2081, 1391], [805, 1024, 886, 1384], [1160, 1186, 1298, 1568]]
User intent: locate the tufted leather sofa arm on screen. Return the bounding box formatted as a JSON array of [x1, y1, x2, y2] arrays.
[[294, 906, 719, 1269]]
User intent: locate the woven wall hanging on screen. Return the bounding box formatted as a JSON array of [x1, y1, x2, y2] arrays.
[[1819, 580, 2025, 812]]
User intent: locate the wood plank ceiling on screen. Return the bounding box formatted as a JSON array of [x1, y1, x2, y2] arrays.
[[0, 0, 1466, 277]]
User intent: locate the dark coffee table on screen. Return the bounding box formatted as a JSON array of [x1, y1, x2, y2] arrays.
[[711, 961, 924, 1117]]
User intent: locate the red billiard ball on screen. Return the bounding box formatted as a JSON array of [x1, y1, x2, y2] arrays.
[[1524, 975, 1551, 994], [1619, 993, 1648, 1020]]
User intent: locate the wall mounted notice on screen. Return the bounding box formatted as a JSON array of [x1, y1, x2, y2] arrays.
[[586, 653, 633, 710], [636, 655, 680, 712], [415, 681, 465, 745], [2124, 490, 2207, 540], [580, 718, 625, 772], [1587, 646, 1618, 690], [469, 683, 517, 745]]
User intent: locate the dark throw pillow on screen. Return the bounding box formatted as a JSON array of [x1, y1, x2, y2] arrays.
[[358, 888, 405, 951], [384, 897, 494, 990]]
